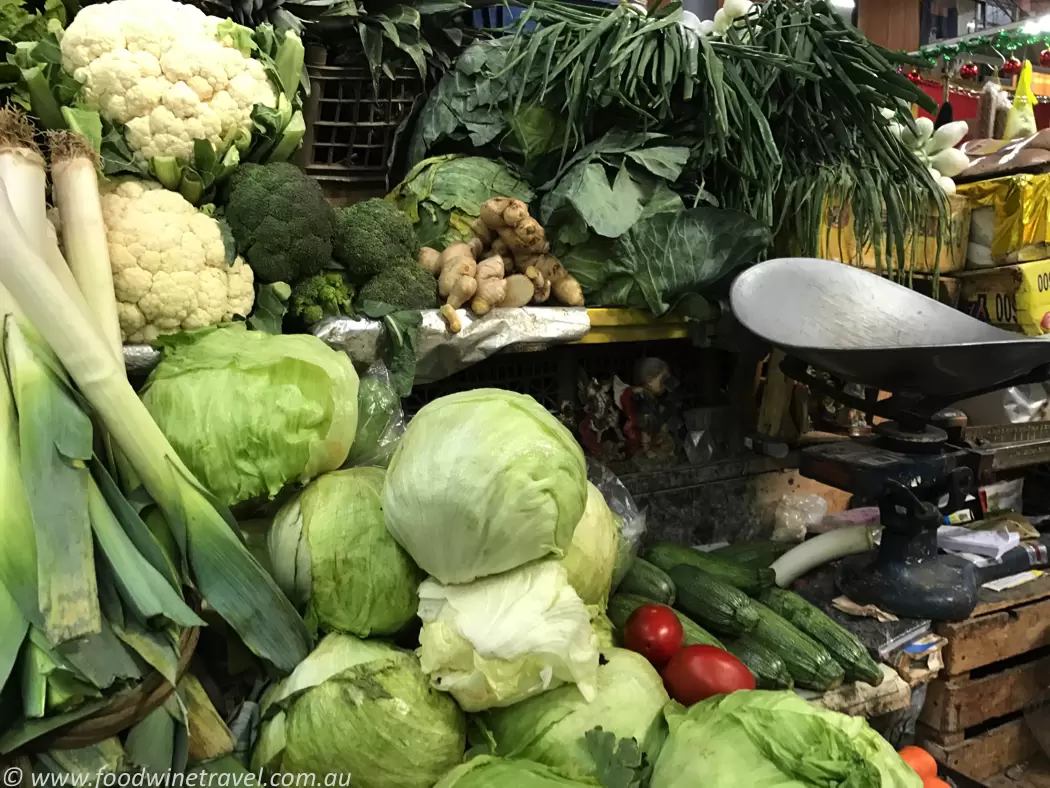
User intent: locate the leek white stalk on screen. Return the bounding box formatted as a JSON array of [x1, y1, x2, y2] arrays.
[[771, 525, 879, 588], [0, 109, 82, 304], [0, 182, 311, 672], [50, 132, 124, 365]]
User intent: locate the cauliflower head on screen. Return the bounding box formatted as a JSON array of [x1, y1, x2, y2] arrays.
[[102, 178, 255, 342], [61, 0, 277, 163]]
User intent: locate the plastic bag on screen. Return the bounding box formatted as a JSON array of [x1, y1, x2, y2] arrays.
[[1004, 60, 1038, 141], [344, 361, 406, 468], [588, 459, 647, 590], [773, 494, 828, 543]]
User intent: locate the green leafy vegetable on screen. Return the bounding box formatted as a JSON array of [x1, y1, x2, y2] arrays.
[[650, 691, 922, 788], [584, 729, 654, 788], [248, 282, 292, 334], [382, 389, 587, 585], [268, 467, 425, 636], [359, 300, 422, 397], [608, 207, 772, 315], [476, 649, 666, 783], [140, 326, 359, 507], [434, 756, 595, 787], [253, 634, 466, 788]]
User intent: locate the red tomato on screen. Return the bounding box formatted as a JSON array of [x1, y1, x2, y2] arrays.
[[661, 645, 755, 706], [624, 605, 684, 667]]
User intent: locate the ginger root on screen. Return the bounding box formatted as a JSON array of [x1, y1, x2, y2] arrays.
[[503, 274, 536, 308], [435, 242, 479, 333], [419, 247, 442, 275], [471, 254, 508, 316], [520, 253, 584, 307], [525, 265, 550, 304], [480, 197, 548, 256]]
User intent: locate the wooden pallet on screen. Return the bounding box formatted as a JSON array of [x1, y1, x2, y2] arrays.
[[917, 575, 1050, 780]]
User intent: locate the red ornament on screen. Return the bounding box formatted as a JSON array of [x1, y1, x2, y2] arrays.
[[907, 70, 922, 83], [1041, 49, 1050, 68], [960, 62, 979, 80], [1002, 57, 1022, 77]]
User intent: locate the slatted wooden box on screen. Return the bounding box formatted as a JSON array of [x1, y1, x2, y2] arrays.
[[917, 575, 1050, 781]]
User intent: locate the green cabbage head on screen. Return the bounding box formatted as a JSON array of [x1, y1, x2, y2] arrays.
[[476, 648, 668, 782], [650, 691, 922, 788], [435, 756, 593, 787], [252, 633, 466, 788], [560, 483, 621, 606], [418, 561, 599, 712], [383, 389, 588, 585], [141, 327, 359, 506], [268, 467, 424, 636]]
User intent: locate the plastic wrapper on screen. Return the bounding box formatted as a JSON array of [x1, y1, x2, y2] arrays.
[[1004, 61, 1038, 141], [956, 384, 1050, 426], [588, 460, 646, 590], [960, 173, 1050, 266], [345, 361, 405, 468], [773, 494, 828, 544]]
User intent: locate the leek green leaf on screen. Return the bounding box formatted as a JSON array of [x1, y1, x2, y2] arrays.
[[0, 698, 108, 755], [0, 328, 40, 628], [0, 580, 26, 694], [51, 618, 142, 690], [5, 318, 98, 644], [34, 738, 125, 780], [88, 477, 202, 629], [125, 706, 176, 774]]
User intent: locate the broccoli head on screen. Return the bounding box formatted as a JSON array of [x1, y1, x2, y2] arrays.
[[289, 272, 355, 326], [225, 162, 337, 284], [356, 262, 438, 311], [335, 198, 420, 283]]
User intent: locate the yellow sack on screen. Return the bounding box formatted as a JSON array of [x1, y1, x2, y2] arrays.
[[1004, 60, 1038, 140]]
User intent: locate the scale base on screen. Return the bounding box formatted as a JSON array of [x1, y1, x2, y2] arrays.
[[837, 554, 979, 622]]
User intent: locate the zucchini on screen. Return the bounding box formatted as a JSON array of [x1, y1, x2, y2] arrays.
[[618, 558, 675, 604], [668, 565, 759, 637], [749, 601, 844, 692], [713, 540, 792, 568], [607, 593, 724, 649], [645, 541, 775, 594], [726, 636, 794, 690], [758, 588, 883, 686]]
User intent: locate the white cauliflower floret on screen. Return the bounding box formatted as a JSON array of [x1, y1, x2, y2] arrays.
[[62, 0, 277, 163], [101, 178, 255, 342]]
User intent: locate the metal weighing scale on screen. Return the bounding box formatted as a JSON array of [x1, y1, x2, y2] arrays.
[[731, 259, 1050, 621]]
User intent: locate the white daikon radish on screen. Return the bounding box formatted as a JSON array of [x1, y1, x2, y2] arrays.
[[901, 116, 935, 150], [926, 120, 969, 154], [712, 8, 729, 34], [939, 176, 957, 195], [930, 147, 970, 178], [886, 122, 903, 141]]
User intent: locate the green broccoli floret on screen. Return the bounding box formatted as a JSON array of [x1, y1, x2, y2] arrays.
[[225, 162, 337, 284], [356, 262, 438, 311], [289, 272, 355, 326], [335, 198, 420, 283]]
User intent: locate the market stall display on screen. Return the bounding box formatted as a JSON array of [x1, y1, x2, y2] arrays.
[[0, 0, 982, 782]]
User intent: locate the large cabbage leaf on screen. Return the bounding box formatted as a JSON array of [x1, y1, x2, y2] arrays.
[[417, 561, 599, 712], [435, 756, 592, 787], [140, 326, 358, 506], [560, 483, 620, 607], [253, 633, 465, 788], [382, 389, 587, 585], [476, 648, 668, 782], [388, 155, 535, 250], [605, 207, 773, 317], [268, 467, 424, 637], [650, 691, 922, 788]]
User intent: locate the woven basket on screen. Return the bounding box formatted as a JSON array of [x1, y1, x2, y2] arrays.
[[30, 626, 199, 752]]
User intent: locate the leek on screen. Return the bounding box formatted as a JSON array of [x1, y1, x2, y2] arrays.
[[0, 183, 311, 672], [50, 131, 123, 364], [5, 317, 99, 645], [0, 580, 26, 694]]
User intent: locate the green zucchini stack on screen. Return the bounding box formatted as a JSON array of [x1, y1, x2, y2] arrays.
[[607, 539, 883, 693]]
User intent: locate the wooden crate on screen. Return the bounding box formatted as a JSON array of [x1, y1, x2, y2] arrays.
[[917, 575, 1050, 780]]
